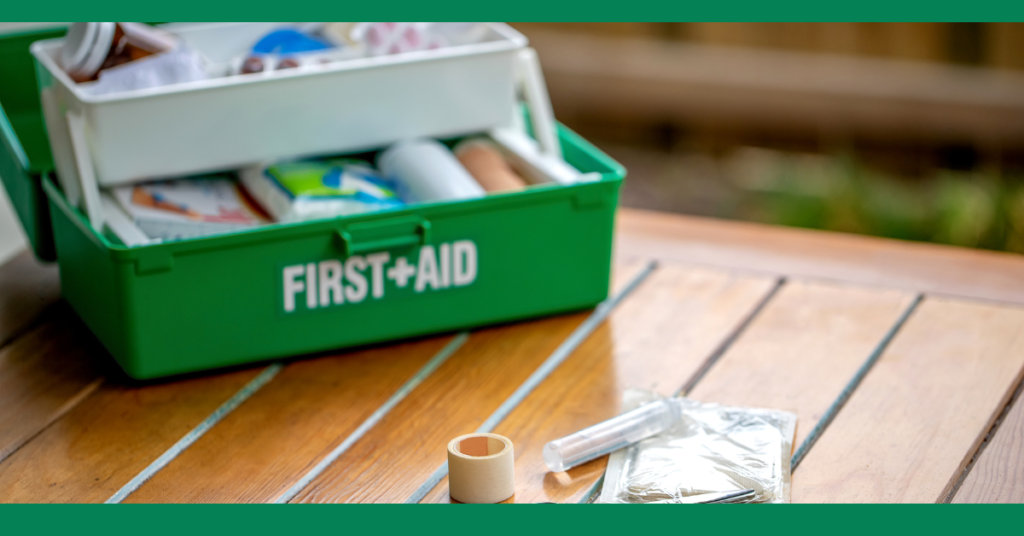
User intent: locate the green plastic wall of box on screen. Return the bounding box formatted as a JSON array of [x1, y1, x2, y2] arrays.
[[0, 24, 165, 261], [0, 26, 67, 261], [43, 125, 625, 379]]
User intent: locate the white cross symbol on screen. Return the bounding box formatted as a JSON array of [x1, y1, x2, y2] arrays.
[[387, 256, 416, 288]]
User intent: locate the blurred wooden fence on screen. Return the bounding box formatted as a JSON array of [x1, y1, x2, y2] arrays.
[[511, 23, 1024, 149], [513, 23, 1024, 70]]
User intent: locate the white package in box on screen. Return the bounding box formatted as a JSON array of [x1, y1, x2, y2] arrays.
[[31, 22, 527, 186]]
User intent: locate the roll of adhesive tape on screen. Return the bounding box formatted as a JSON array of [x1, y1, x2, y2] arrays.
[[454, 139, 528, 193], [447, 433, 515, 504]]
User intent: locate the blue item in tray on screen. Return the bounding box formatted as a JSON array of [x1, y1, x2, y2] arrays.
[[252, 29, 333, 55]]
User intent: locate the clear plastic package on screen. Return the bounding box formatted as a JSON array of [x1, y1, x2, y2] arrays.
[[599, 390, 797, 504], [544, 399, 681, 473]]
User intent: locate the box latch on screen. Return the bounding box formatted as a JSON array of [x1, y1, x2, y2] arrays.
[[135, 249, 174, 275], [573, 188, 608, 211], [337, 215, 432, 256]]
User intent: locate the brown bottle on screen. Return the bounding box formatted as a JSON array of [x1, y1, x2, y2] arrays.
[[61, 23, 176, 83]]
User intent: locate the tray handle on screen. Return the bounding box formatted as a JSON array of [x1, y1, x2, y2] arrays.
[[65, 110, 105, 232], [517, 47, 561, 158], [337, 215, 432, 256]]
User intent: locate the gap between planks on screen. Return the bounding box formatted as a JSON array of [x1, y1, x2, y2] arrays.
[[0, 250, 62, 350], [583, 280, 917, 503], [273, 332, 470, 503], [0, 378, 102, 464], [402, 261, 659, 504], [286, 260, 654, 503], [119, 261, 653, 503], [790, 294, 923, 470], [794, 297, 1024, 503], [946, 370, 1024, 503], [106, 363, 284, 503], [4, 254, 983, 506], [416, 265, 784, 503], [0, 308, 108, 469]]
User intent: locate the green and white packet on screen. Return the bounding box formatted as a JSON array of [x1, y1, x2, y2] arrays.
[[241, 158, 403, 223]]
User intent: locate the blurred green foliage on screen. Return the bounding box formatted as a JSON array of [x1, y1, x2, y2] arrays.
[[728, 149, 1024, 254]]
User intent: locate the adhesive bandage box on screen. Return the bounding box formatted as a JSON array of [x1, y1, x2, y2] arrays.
[[113, 176, 269, 240]]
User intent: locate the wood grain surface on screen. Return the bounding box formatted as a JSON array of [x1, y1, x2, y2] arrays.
[[794, 297, 1024, 503], [688, 280, 915, 448], [3, 210, 1024, 504], [0, 307, 105, 464], [952, 391, 1024, 503], [615, 208, 1024, 305], [420, 264, 779, 503], [0, 366, 261, 502], [0, 250, 60, 347], [123, 336, 453, 503], [292, 312, 589, 503], [287, 260, 644, 502]]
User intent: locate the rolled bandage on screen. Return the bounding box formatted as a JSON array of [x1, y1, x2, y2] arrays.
[[447, 433, 515, 504], [454, 139, 528, 193], [378, 139, 485, 203]]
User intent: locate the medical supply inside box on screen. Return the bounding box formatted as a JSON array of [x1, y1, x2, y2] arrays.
[[0, 23, 624, 379]]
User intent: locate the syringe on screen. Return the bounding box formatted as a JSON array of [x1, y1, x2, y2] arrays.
[[543, 399, 682, 472]]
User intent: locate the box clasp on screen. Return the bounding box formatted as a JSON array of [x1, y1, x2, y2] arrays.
[[336, 215, 432, 256], [135, 249, 174, 275]]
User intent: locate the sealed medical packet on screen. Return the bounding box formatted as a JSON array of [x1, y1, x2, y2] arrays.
[[599, 390, 797, 504], [112, 176, 268, 241], [240, 158, 403, 223]]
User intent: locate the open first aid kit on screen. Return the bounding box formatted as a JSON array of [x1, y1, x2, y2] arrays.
[[0, 22, 624, 379]]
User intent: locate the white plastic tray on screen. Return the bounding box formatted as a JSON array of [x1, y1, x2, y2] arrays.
[[32, 22, 527, 186]]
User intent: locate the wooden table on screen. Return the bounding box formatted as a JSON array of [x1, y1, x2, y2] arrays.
[[1, 208, 1022, 504]]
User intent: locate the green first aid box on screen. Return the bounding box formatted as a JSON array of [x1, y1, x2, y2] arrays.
[[0, 25, 624, 380]]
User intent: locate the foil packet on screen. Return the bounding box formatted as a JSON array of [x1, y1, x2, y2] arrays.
[[598, 390, 797, 504]]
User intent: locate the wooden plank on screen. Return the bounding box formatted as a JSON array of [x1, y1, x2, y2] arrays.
[[0, 366, 261, 502], [616, 208, 1024, 305], [420, 264, 778, 503], [122, 336, 453, 503], [987, 23, 1024, 71], [794, 297, 1024, 503], [952, 390, 1024, 503], [97, 259, 638, 503], [292, 312, 589, 503], [289, 260, 649, 503], [0, 249, 60, 347], [688, 280, 915, 448], [0, 307, 104, 464], [0, 259, 635, 502]]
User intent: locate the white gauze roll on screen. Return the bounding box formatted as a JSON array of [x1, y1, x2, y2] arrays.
[[378, 139, 486, 203], [447, 433, 515, 504]]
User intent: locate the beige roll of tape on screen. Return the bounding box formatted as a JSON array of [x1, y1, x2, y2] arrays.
[[447, 433, 515, 504], [454, 139, 528, 193]]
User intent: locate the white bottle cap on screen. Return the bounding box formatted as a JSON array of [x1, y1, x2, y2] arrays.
[[60, 22, 116, 80]]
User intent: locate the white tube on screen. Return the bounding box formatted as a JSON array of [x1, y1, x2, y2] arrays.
[[543, 399, 682, 472], [377, 139, 485, 203]]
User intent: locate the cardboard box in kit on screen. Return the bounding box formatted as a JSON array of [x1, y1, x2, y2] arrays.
[[0, 23, 625, 379]]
